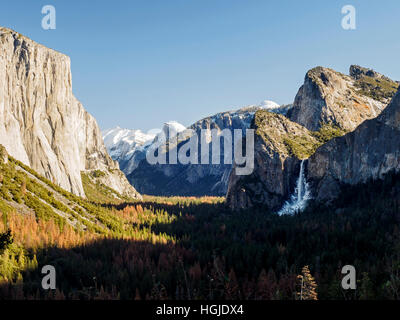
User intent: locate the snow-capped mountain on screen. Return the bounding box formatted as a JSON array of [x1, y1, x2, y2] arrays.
[[104, 100, 290, 196], [247, 100, 292, 115], [259, 100, 280, 109], [125, 100, 288, 196], [102, 122, 186, 175], [102, 127, 156, 161], [153, 121, 187, 143]]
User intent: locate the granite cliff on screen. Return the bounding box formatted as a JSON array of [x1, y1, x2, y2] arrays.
[[0, 27, 140, 199]]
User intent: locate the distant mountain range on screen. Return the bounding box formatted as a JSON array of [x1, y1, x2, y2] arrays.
[[103, 101, 292, 196]]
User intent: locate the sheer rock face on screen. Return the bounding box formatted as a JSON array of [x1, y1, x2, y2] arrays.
[[287, 66, 396, 131], [0, 27, 140, 199], [308, 88, 400, 202], [226, 111, 316, 211]]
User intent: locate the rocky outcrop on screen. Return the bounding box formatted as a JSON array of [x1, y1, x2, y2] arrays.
[[226, 66, 398, 211], [226, 110, 318, 211], [287, 66, 398, 131], [349, 65, 397, 84], [0, 27, 140, 199], [308, 88, 400, 202]]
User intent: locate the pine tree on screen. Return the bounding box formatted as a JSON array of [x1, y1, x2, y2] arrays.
[[296, 266, 318, 300], [0, 229, 12, 252]]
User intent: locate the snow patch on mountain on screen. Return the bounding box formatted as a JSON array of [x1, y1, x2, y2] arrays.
[[252, 100, 292, 115], [156, 121, 187, 143], [259, 100, 281, 110], [102, 127, 156, 161], [103, 121, 187, 175]]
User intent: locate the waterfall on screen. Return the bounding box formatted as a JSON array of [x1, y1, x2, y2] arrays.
[[277, 159, 311, 215]]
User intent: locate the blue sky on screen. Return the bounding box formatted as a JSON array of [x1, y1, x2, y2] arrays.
[[1, 0, 399, 131]]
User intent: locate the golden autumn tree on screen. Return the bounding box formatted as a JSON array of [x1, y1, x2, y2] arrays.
[[296, 265, 318, 300]]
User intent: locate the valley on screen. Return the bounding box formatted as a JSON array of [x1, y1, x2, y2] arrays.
[[1, 25, 400, 301], [2, 146, 400, 299]]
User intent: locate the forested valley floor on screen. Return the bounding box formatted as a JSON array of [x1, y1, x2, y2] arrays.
[[1, 153, 400, 300]]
